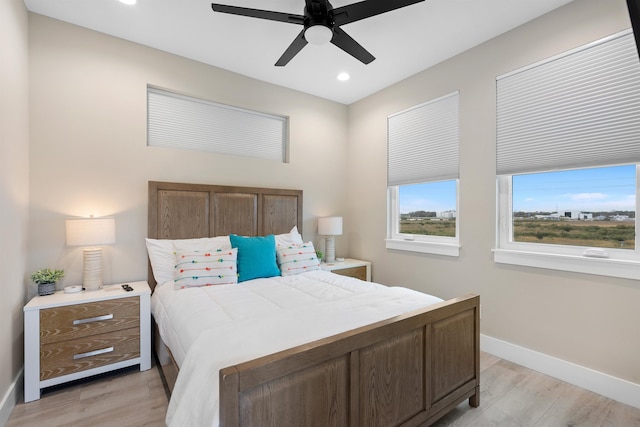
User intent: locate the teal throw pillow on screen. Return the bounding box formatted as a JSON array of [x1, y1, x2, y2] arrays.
[[229, 234, 281, 282]]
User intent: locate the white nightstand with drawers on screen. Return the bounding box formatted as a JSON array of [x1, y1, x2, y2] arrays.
[[23, 281, 151, 402], [321, 258, 371, 281]]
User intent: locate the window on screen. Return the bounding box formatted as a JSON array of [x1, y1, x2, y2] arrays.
[[495, 30, 640, 279], [147, 86, 288, 162], [387, 92, 460, 256]]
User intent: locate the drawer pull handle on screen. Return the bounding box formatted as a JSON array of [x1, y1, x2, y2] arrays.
[[73, 346, 114, 360], [73, 314, 114, 325]]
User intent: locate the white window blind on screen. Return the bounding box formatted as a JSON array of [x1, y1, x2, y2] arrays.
[[388, 91, 459, 186], [497, 30, 640, 175], [147, 86, 288, 162]]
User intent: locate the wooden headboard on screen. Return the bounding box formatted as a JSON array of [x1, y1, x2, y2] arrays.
[[147, 181, 303, 290]]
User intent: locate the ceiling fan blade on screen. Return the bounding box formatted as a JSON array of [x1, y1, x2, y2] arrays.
[[333, 0, 424, 26], [211, 4, 304, 25], [275, 30, 308, 66], [330, 27, 375, 64]]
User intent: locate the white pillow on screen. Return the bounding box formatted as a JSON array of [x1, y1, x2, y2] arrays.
[[276, 241, 320, 276], [146, 236, 231, 286], [146, 227, 299, 285], [174, 248, 238, 289], [275, 226, 303, 247]]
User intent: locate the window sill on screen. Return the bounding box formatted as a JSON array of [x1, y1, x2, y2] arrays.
[[493, 248, 640, 280], [385, 239, 460, 257]]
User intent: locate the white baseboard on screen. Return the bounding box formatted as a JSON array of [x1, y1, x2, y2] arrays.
[[481, 334, 640, 410], [0, 368, 23, 427]]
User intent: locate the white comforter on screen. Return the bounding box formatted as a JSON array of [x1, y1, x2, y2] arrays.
[[151, 270, 443, 427]]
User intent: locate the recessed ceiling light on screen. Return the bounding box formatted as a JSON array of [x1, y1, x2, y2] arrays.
[[337, 72, 350, 81], [120, 0, 136, 5]]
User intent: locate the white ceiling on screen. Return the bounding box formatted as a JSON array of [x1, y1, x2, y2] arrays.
[[24, 0, 574, 104]]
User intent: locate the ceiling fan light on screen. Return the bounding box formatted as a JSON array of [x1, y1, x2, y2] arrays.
[[305, 25, 333, 45]]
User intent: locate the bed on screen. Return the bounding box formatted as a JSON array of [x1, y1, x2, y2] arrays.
[[147, 181, 480, 427]]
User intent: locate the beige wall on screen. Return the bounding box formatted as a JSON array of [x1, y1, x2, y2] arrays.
[[28, 14, 349, 290], [0, 0, 30, 416], [348, 0, 640, 385]]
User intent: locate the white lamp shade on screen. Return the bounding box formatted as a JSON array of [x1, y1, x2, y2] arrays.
[[305, 25, 333, 45], [318, 216, 343, 236], [66, 218, 116, 246]]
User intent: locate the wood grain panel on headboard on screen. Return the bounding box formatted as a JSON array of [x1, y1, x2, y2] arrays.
[[158, 190, 210, 239], [148, 181, 303, 289]]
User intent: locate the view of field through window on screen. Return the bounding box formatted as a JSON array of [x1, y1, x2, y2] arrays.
[[398, 166, 636, 248], [512, 165, 636, 249], [398, 180, 457, 237]]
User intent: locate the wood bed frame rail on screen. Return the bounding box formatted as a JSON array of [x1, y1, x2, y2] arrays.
[[220, 294, 480, 427]]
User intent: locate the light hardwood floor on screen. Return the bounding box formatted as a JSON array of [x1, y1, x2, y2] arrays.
[[7, 361, 168, 427], [433, 353, 640, 427], [7, 353, 640, 426]]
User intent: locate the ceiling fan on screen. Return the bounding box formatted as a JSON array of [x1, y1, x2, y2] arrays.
[[211, 0, 425, 66]]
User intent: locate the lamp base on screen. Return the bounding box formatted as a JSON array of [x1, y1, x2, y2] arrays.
[[325, 236, 336, 263], [83, 247, 103, 291]]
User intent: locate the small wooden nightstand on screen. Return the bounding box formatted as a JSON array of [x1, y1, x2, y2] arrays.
[[23, 281, 151, 402], [321, 258, 371, 281]]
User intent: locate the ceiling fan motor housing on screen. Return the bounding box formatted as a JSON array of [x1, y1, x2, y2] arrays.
[[304, 0, 335, 44]]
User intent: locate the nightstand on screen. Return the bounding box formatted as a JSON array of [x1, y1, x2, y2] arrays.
[[321, 258, 371, 281], [23, 281, 151, 402]]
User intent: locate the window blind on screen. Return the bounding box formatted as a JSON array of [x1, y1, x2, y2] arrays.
[[147, 86, 288, 162], [388, 91, 459, 186], [497, 30, 640, 176]]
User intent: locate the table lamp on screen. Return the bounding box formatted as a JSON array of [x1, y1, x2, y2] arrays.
[[318, 216, 342, 263], [66, 217, 116, 291]]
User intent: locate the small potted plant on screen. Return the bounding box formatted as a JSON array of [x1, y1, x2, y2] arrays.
[[30, 268, 64, 296]]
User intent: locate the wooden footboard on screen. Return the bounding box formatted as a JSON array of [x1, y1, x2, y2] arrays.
[[219, 294, 480, 427]]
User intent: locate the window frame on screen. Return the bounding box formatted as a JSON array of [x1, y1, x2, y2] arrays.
[[494, 166, 640, 280], [386, 181, 460, 257], [494, 29, 640, 280], [386, 91, 460, 257]]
